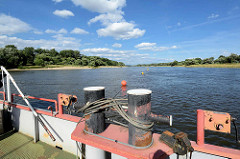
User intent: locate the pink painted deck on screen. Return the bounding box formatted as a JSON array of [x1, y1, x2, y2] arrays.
[[71, 121, 174, 159]]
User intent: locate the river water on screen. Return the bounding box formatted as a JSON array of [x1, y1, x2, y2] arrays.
[[7, 67, 240, 149]]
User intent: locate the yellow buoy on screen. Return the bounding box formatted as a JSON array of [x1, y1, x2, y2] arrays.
[[141, 72, 144, 75]]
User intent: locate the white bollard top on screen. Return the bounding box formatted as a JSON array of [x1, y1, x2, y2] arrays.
[[84, 86, 105, 91], [127, 89, 152, 95]]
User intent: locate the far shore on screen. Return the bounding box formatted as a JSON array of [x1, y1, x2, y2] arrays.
[[187, 63, 240, 68], [8, 65, 125, 71], [138, 63, 240, 68], [7, 63, 240, 71]]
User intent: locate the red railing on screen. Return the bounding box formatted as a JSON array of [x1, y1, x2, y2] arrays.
[[0, 91, 6, 101], [11, 93, 58, 112]]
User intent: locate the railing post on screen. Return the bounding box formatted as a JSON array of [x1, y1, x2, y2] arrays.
[[6, 75, 11, 103], [197, 109, 205, 146], [83, 86, 106, 159], [58, 94, 63, 115], [127, 89, 153, 147], [33, 115, 39, 143]]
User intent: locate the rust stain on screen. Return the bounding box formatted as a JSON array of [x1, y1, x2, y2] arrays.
[[164, 130, 174, 137], [85, 114, 90, 120], [134, 131, 152, 147]]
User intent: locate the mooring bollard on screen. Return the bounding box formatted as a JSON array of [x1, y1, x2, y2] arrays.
[[127, 89, 153, 147], [83, 86, 107, 159], [84, 86, 105, 133]]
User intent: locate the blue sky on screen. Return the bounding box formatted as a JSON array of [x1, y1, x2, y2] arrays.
[[0, 0, 240, 65]]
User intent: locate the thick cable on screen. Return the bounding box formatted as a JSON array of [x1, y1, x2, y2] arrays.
[[77, 98, 154, 131]]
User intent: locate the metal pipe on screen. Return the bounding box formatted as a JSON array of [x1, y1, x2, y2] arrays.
[[148, 113, 172, 126], [12, 93, 58, 112], [6, 75, 11, 103], [127, 89, 153, 147]]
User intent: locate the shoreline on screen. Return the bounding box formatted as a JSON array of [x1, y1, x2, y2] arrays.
[[187, 63, 240, 68], [8, 65, 124, 71], [137, 63, 240, 68], [6, 63, 240, 71]]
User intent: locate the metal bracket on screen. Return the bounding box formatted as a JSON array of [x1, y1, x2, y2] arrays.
[[204, 110, 231, 133]]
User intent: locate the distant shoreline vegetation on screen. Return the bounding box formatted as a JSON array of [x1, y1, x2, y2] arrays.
[[136, 53, 240, 68], [0, 45, 125, 69]]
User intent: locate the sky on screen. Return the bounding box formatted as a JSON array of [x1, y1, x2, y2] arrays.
[[0, 0, 240, 65]]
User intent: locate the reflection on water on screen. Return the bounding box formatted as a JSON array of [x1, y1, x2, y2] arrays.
[[8, 67, 240, 149]]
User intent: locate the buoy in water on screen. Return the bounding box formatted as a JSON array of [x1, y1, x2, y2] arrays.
[[121, 80, 127, 86], [141, 72, 144, 75]]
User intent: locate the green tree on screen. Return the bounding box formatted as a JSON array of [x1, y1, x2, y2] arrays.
[[118, 62, 125, 66], [170, 60, 178, 66], [202, 57, 214, 64], [4, 45, 19, 68], [34, 53, 52, 66], [81, 57, 89, 66], [226, 53, 239, 63], [194, 58, 202, 64], [49, 49, 58, 57], [23, 47, 35, 65], [184, 59, 196, 66]]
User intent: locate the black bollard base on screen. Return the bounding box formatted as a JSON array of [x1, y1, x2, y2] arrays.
[[83, 86, 105, 134]]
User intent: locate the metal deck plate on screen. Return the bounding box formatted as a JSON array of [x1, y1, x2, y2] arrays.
[[0, 131, 75, 159]]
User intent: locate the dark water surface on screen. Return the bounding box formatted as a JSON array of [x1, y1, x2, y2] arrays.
[[8, 67, 240, 149]]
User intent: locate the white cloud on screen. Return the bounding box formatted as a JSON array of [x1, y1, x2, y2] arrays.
[[45, 28, 68, 34], [97, 22, 145, 40], [208, 13, 219, 19], [112, 43, 122, 48], [52, 0, 63, 3], [71, 0, 145, 40], [81, 47, 169, 65], [82, 48, 128, 54], [81, 47, 151, 64], [177, 22, 181, 26], [135, 42, 156, 48], [33, 30, 43, 35], [88, 10, 124, 25], [71, 27, 89, 34], [0, 35, 81, 50], [135, 42, 177, 51], [53, 10, 74, 18], [0, 14, 31, 35], [71, 0, 126, 13]]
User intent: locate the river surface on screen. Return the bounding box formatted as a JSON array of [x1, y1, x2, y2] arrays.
[[7, 67, 240, 149]]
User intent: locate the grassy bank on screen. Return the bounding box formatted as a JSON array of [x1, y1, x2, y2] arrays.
[[187, 63, 240, 68]]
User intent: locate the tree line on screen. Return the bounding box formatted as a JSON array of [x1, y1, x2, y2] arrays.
[[137, 53, 240, 67], [0, 45, 125, 68]]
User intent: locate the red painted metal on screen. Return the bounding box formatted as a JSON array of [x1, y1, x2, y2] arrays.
[[203, 110, 231, 133], [191, 141, 240, 159], [48, 106, 53, 116], [57, 93, 64, 114], [11, 93, 58, 112], [0, 91, 6, 101], [71, 121, 174, 159], [197, 109, 205, 146], [0, 100, 81, 122]]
